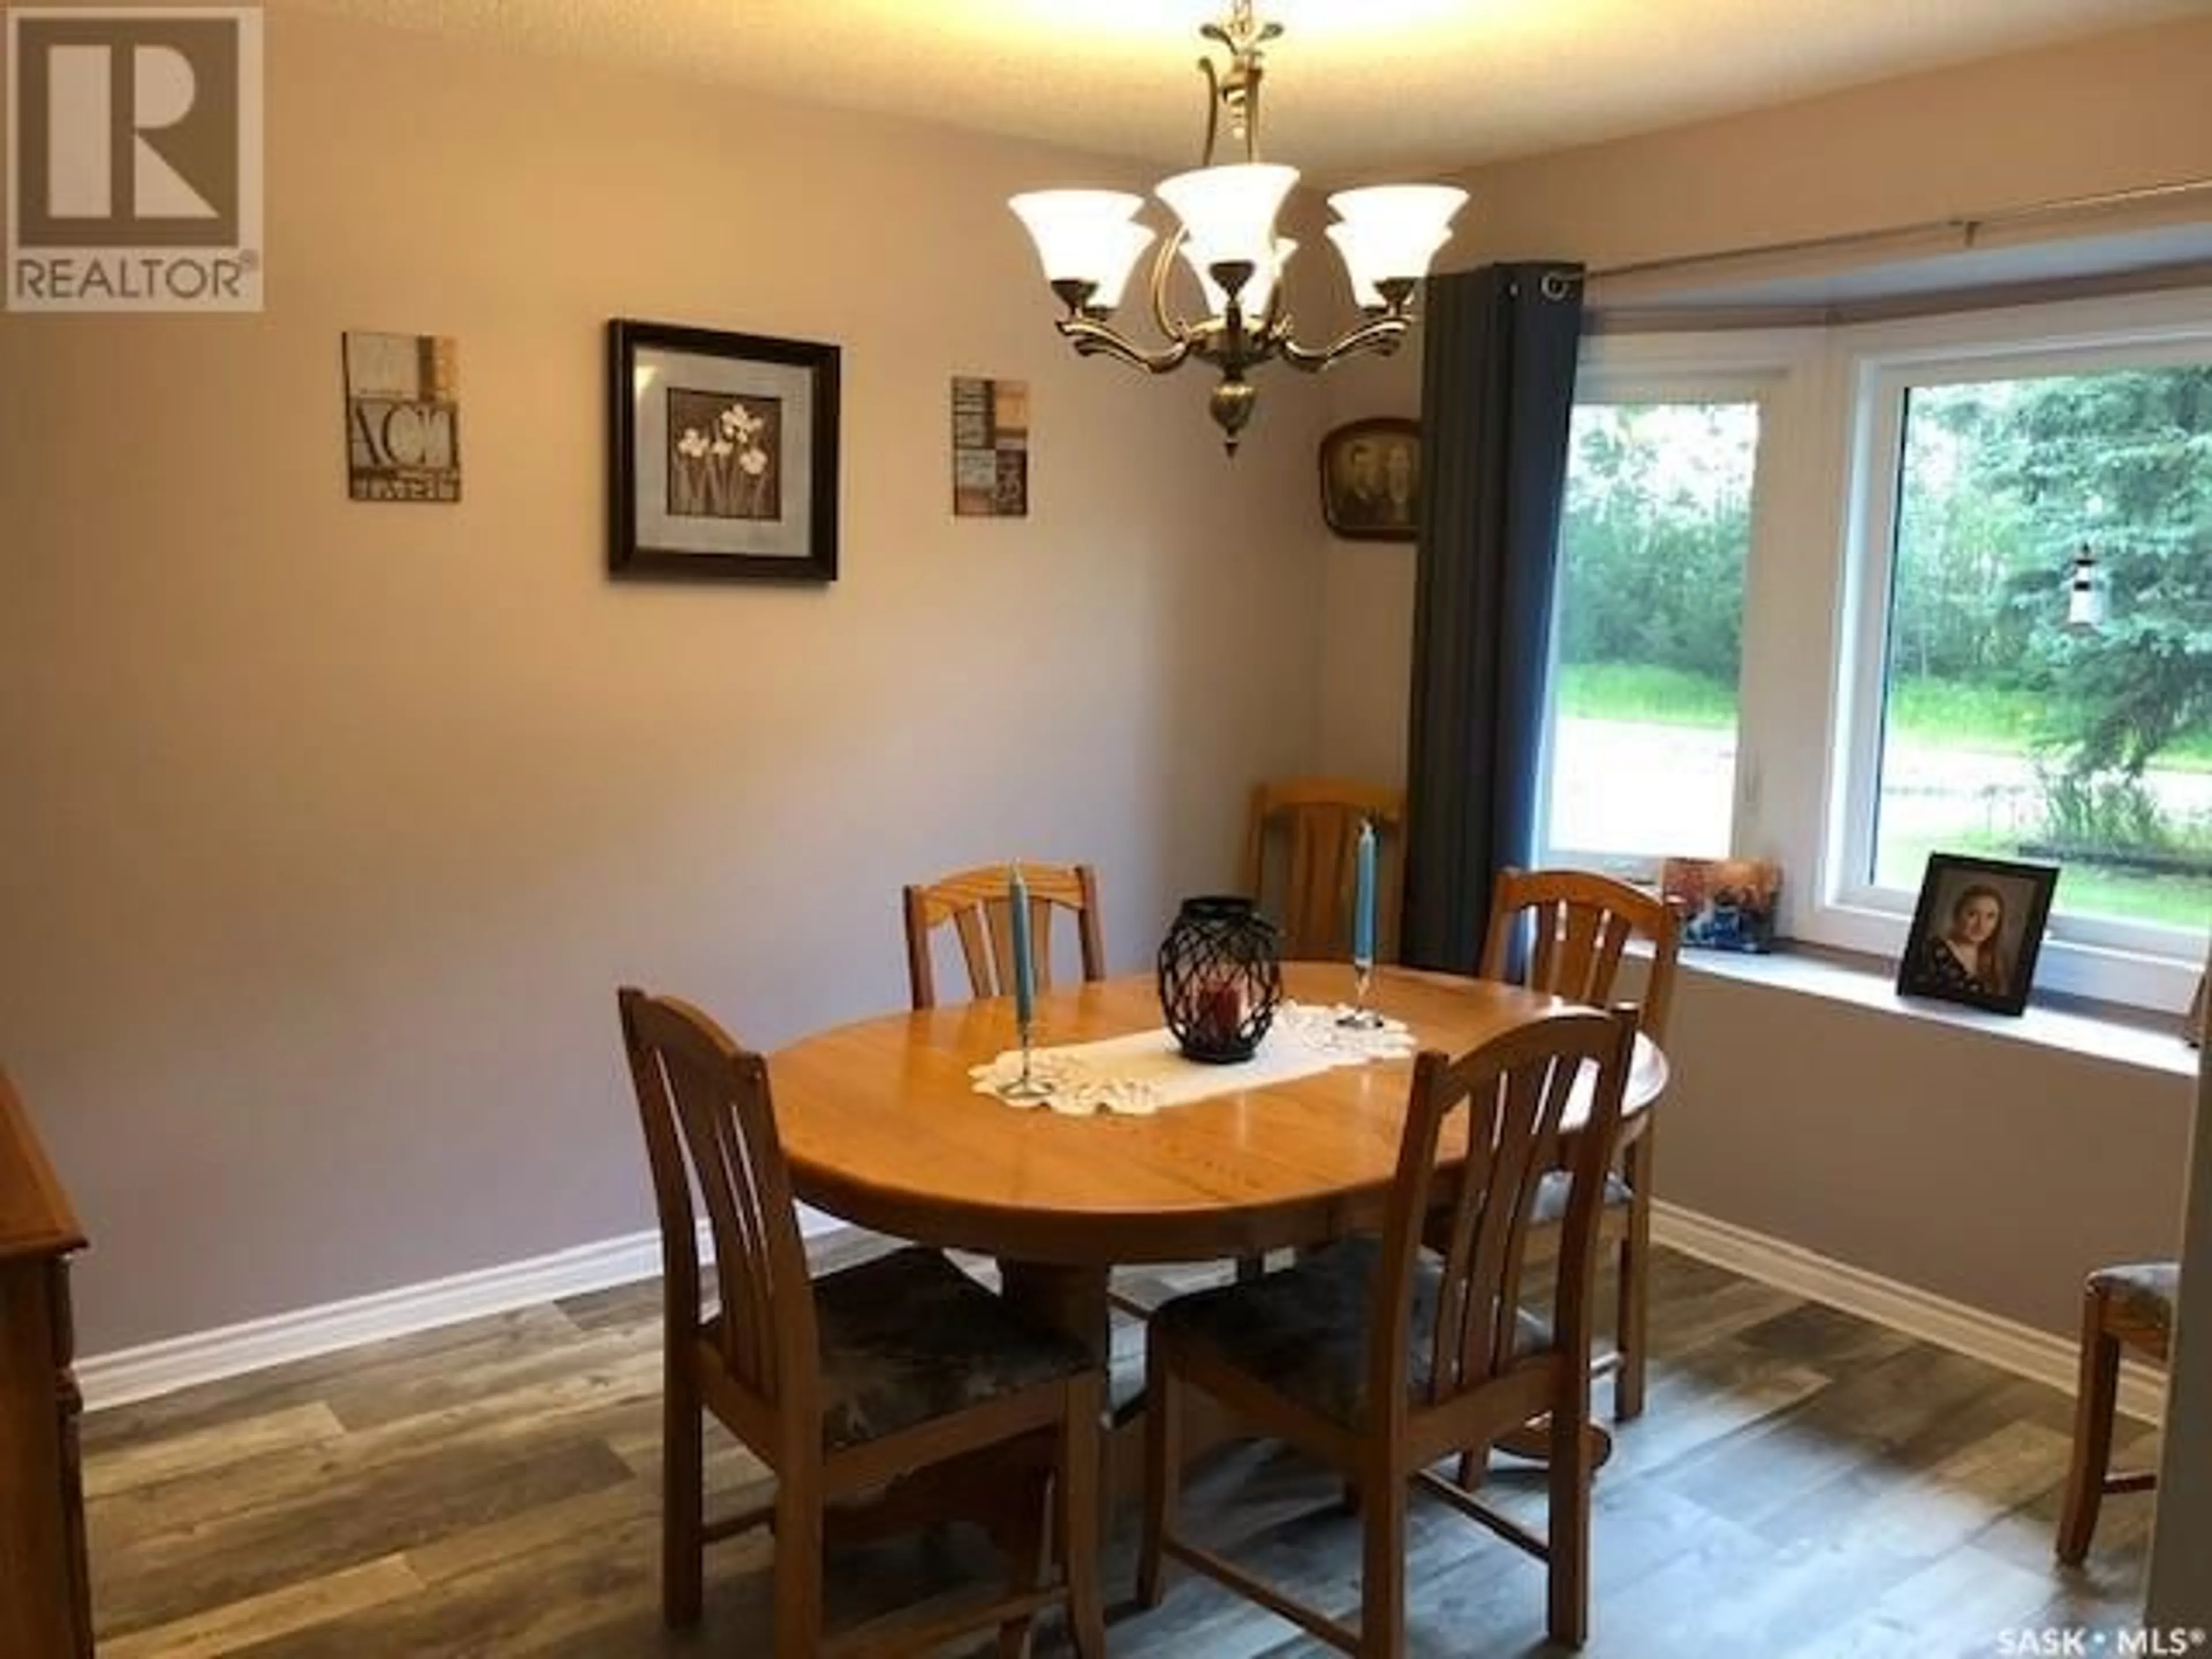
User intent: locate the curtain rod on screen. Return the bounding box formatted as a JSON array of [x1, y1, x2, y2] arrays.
[[1569, 176, 2212, 289]]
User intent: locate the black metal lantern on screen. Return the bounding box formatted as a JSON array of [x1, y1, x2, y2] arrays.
[[1157, 895, 1283, 1063]]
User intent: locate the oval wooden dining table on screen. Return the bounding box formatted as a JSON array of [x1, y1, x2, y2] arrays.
[[773, 961, 1668, 1365]]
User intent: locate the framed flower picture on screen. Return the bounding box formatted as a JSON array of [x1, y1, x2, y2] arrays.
[[607, 320, 840, 582], [1894, 852, 2058, 1017]]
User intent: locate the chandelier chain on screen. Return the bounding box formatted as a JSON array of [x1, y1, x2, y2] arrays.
[[1199, 0, 1279, 164]]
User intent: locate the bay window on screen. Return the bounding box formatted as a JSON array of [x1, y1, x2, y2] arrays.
[[1539, 289, 2212, 1010]]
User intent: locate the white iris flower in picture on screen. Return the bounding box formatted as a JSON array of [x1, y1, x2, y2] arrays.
[[667, 391, 780, 520]]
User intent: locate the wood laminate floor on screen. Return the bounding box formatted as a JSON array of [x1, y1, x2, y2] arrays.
[[81, 1238, 2156, 1658]]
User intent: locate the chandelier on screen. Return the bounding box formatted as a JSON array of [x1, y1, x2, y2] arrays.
[[1009, 1, 1467, 454]]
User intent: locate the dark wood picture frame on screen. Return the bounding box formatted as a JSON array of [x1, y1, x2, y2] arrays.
[[1894, 852, 2059, 1017], [1319, 416, 1420, 541], [608, 319, 840, 582]]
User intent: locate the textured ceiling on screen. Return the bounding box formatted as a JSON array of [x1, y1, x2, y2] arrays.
[[275, 0, 2206, 181]]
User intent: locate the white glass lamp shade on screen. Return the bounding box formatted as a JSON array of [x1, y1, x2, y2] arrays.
[[1325, 224, 1445, 308], [1183, 237, 1296, 318], [1156, 163, 1299, 275], [1326, 184, 1468, 302], [1009, 190, 1156, 306], [1082, 221, 1159, 310]]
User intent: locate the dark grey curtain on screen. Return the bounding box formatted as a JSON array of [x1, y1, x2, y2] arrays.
[[1400, 262, 1587, 973]]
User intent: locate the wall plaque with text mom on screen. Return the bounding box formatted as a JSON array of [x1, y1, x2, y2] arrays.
[[6, 6, 264, 312]]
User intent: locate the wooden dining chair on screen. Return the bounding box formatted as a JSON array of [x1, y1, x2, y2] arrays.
[[904, 863, 1106, 1012], [2056, 1260, 2175, 1565], [1138, 1002, 1639, 1657], [1477, 867, 1679, 1427], [904, 862, 1169, 1330], [1232, 781, 1406, 1285], [618, 987, 1107, 1658], [1243, 779, 1406, 962]]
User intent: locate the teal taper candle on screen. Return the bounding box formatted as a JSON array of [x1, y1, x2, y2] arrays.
[[1352, 819, 1376, 967], [1007, 863, 1036, 1028]]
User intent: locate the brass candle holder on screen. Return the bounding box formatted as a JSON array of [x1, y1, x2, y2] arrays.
[[997, 1012, 1055, 1101]]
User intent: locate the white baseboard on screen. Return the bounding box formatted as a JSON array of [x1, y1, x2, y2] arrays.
[[83, 1200, 2160, 1424], [1653, 1200, 2168, 1426], [78, 1206, 845, 1413]]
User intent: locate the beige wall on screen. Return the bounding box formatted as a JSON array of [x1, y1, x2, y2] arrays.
[[0, 12, 1329, 1354], [1451, 14, 2212, 277], [1312, 16, 2212, 1336], [2149, 989, 2212, 1616], [1662, 972, 2191, 1335]]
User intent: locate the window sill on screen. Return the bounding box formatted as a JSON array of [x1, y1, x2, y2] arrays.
[[1657, 940, 2202, 1082]]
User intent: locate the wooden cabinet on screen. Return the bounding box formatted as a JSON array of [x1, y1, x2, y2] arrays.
[[0, 1071, 91, 1659]]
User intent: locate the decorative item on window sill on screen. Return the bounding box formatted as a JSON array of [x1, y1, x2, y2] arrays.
[[1894, 851, 2058, 1019], [1660, 857, 1781, 954], [1007, 1, 1467, 456], [1158, 896, 1282, 1063], [2067, 542, 2108, 632]]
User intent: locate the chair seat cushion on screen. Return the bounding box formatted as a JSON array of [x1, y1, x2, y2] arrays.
[[806, 1247, 1093, 1452], [1528, 1168, 1634, 1228], [2090, 1262, 2179, 1335], [1150, 1237, 1552, 1429], [1423, 1170, 1631, 1257]]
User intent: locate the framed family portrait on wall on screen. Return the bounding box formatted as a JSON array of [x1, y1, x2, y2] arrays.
[[1895, 852, 2059, 1017], [607, 319, 840, 582], [1319, 416, 1419, 541]]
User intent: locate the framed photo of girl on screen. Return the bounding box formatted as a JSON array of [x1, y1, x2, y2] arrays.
[[1895, 852, 2059, 1017]]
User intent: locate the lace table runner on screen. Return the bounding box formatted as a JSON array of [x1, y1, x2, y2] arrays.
[[968, 1000, 1418, 1116]]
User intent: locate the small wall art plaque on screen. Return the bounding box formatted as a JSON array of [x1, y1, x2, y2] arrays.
[[343, 332, 460, 502], [952, 376, 1028, 517]]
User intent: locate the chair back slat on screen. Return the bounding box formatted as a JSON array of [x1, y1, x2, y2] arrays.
[[903, 863, 1106, 1010], [1244, 778, 1406, 961], [618, 990, 818, 1418], [1370, 1006, 1637, 1415], [1481, 868, 1680, 1042], [1290, 810, 1345, 955], [955, 904, 1002, 999]]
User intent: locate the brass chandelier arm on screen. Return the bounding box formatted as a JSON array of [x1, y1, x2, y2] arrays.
[[1276, 312, 1414, 373], [1149, 224, 1200, 349], [1146, 213, 1296, 371], [1056, 316, 1198, 376]]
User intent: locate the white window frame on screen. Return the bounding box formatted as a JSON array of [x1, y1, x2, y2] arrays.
[[1534, 330, 1821, 882], [1806, 290, 2212, 1008]]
